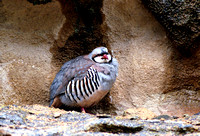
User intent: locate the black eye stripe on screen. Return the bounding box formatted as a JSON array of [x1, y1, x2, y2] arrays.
[[93, 53, 109, 58], [92, 53, 112, 64]]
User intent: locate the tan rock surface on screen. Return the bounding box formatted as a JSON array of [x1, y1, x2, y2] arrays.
[[0, 0, 65, 105], [102, 0, 200, 116], [123, 108, 157, 120], [102, 0, 171, 114], [0, 0, 199, 116]]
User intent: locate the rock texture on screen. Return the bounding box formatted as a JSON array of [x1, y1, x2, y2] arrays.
[[101, 0, 200, 116], [0, 0, 65, 105], [142, 0, 200, 50], [0, 105, 200, 135], [0, 0, 200, 117]]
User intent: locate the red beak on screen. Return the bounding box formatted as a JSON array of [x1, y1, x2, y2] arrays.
[[102, 54, 108, 59]]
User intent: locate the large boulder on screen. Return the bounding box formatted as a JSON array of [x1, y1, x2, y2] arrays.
[[142, 0, 200, 50]]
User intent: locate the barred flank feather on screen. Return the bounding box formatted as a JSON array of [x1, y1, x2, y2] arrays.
[[65, 67, 100, 103]]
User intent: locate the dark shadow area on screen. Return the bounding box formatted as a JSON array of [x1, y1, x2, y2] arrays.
[[89, 123, 143, 134], [50, 0, 108, 66], [165, 45, 200, 94], [175, 37, 200, 57], [27, 0, 52, 5]]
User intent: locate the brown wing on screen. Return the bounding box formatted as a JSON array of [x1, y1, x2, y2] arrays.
[[49, 55, 95, 106]]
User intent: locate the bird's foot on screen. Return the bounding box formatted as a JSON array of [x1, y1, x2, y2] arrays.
[[81, 107, 86, 113]]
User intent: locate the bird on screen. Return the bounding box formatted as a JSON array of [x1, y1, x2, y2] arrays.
[[49, 47, 118, 112]]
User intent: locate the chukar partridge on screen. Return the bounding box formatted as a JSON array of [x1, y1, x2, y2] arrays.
[[49, 47, 118, 111]]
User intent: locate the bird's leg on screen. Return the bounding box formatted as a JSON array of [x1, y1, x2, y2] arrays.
[[81, 107, 86, 113]]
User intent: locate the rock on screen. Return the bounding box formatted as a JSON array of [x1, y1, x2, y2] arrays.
[[102, 0, 200, 116], [0, 105, 200, 135], [194, 112, 200, 116], [183, 114, 191, 118], [153, 115, 173, 120], [186, 114, 200, 126], [0, 0, 200, 117], [53, 112, 61, 118], [142, 0, 200, 50], [123, 108, 157, 120], [0, 0, 65, 106]]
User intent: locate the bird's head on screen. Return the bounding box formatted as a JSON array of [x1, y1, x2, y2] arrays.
[[89, 47, 112, 63]]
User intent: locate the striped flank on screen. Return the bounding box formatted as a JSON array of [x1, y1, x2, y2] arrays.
[[65, 67, 100, 103]]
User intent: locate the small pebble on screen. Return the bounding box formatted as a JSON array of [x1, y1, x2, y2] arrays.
[[160, 118, 165, 121], [54, 112, 61, 118], [183, 114, 190, 118]]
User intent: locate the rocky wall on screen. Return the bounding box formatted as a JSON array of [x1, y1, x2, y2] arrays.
[[0, 0, 199, 116], [0, 0, 65, 105]]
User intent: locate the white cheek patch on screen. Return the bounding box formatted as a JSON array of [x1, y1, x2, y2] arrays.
[[94, 56, 105, 63], [94, 54, 112, 63], [107, 54, 111, 62]]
